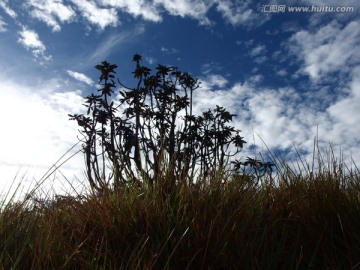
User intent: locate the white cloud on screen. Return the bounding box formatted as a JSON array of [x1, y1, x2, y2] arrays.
[[25, 0, 76, 32], [18, 28, 52, 64], [276, 69, 288, 77], [156, 0, 211, 24], [289, 20, 360, 81], [201, 74, 228, 88], [67, 70, 94, 85], [326, 66, 360, 146], [99, 0, 162, 22], [0, 78, 85, 196], [246, 87, 315, 149], [70, 0, 118, 30], [18, 28, 45, 49], [215, 0, 267, 26], [194, 82, 306, 149]]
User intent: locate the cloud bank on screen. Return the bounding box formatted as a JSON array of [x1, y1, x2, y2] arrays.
[[290, 20, 360, 81], [3, 0, 266, 33], [25, 0, 76, 32], [0, 77, 85, 195]]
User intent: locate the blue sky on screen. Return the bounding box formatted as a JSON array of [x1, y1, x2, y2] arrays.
[[0, 0, 359, 195]]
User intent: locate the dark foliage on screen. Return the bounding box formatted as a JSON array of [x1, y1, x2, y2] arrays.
[[69, 55, 254, 191]]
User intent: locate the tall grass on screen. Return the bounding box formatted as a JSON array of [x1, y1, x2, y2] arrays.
[[1, 145, 360, 269]]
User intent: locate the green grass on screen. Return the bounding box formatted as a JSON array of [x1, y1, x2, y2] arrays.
[[1, 147, 360, 269]]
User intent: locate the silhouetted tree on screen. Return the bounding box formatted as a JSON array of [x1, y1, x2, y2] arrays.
[[69, 55, 247, 191]]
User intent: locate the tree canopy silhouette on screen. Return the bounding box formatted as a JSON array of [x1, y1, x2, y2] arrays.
[[69, 54, 249, 192]]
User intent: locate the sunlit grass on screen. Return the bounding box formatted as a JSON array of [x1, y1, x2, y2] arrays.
[[1, 144, 360, 269]]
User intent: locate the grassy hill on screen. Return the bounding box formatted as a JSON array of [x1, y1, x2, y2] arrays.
[[1, 149, 360, 269]]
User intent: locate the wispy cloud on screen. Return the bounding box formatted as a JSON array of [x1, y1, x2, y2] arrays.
[[18, 28, 52, 64], [201, 62, 223, 75], [25, 0, 76, 32], [215, 0, 268, 27], [161, 46, 179, 54], [0, 1, 17, 19], [0, 16, 7, 32], [145, 56, 157, 65], [250, 44, 266, 57], [67, 70, 94, 86], [87, 25, 145, 64], [249, 44, 268, 64]]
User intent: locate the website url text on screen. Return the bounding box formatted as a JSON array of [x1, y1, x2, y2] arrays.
[[261, 5, 355, 13]]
